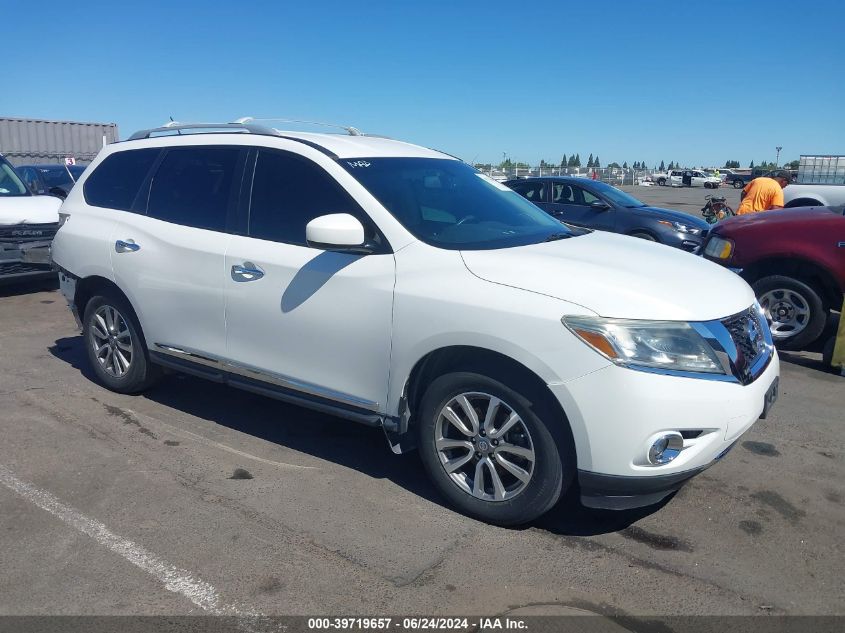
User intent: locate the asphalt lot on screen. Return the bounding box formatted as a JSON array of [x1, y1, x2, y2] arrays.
[[0, 243, 843, 621], [617, 182, 742, 218]]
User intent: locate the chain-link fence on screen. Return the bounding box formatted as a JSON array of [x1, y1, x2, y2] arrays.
[[480, 165, 660, 186]]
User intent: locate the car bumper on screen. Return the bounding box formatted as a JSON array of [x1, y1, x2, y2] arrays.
[[548, 353, 780, 508], [0, 240, 55, 284]]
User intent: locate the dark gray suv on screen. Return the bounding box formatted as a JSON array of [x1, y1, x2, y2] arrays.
[[505, 177, 710, 252]]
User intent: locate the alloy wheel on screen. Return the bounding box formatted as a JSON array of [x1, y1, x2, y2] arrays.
[[759, 288, 810, 339], [89, 305, 134, 378], [435, 392, 535, 502]]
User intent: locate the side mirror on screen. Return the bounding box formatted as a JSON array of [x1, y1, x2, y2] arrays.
[[590, 200, 610, 210], [306, 213, 367, 252]]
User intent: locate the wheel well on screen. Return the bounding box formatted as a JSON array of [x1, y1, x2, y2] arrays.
[[784, 198, 823, 208], [627, 229, 657, 240], [74, 276, 136, 320], [742, 257, 842, 308], [403, 346, 575, 454]]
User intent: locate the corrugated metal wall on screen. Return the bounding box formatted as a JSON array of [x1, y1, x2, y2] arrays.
[[0, 117, 119, 166]]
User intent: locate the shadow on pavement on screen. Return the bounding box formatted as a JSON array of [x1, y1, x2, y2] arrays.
[[0, 277, 59, 298], [49, 334, 660, 536]]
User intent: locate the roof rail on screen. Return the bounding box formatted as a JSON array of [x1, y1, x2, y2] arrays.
[[233, 117, 363, 136], [128, 121, 281, 141]]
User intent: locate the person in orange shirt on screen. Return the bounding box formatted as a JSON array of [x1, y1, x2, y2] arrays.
[[736, 171, 792, 215]]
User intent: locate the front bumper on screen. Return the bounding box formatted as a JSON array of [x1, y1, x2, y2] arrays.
[[0, 240, 55, 284], [549, 352, 780, 508]]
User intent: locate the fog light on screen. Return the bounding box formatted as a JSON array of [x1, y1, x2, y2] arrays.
[[648, 433, 684, 465]]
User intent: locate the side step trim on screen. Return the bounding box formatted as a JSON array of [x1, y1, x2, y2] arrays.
[[149, 350, 397, 431]]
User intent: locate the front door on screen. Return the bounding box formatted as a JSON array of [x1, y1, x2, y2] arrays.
[[546, 182, 616, 231], [224, 148, 395, 412]]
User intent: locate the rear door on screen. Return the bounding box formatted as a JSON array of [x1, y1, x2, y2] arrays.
[[223, 147, 395, 413], [109, 145, 246, 360]]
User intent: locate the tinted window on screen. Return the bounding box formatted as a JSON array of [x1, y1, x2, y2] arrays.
[[510, 180, 546, 203], [249, 149, 363, 245], [148, 147, 241, 231], [0, 160, 29, 197], [85, 149, 160, 211]]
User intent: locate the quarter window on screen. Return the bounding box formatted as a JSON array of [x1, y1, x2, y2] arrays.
[[148, 147, 241, 231], [248, 149, 364, 246], [84, 149, 160, 211]]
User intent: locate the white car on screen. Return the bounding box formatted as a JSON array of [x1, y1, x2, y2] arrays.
[[51, 120, 780, 525], [669, 169, 722, 189], [0, 155, 62, 284]]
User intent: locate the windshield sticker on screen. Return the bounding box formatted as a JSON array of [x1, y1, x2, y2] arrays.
[[346, 160, 371, 168], [475, 172, 512, 191]]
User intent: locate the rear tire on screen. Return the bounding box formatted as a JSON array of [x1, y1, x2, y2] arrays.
[[733, 179, 744, 189], [417, 372, 569, 526], [83, 292, 161, 394], [753, 275, 827, 351], [657, 178, 666, 186]]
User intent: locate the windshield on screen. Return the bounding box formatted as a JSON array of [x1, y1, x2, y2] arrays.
[[587, 180, 646, 208], [0, 160, 30, 197], [340, 158, 571, 249], [35, 165, 74, 187]]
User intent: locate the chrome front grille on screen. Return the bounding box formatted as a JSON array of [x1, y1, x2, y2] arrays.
[[721, 307, 772, 384]]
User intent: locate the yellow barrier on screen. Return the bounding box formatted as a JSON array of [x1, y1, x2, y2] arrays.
[[833, 297, 845, 375]]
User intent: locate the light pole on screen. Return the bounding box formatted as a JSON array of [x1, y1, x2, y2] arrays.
[[775, 146, 782, 168]]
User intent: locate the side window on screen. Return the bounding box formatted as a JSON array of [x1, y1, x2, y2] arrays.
[[148, 147, 241, 231], [83, 149, 160, 211], [510, 181, 545, 203], [553, 183, 575, 203], [248, 149, 364, 246], [580, 187, 600, 204]]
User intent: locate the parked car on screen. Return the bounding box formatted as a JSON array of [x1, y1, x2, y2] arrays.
[[702, 206, 845, 350], [783, 183, 845, 208], [0, 155, 61, 284], [17, 163, 86, 199], [505, 176, 710, 252], [669, 169, 722, 189], [51, 121, 780, 525]]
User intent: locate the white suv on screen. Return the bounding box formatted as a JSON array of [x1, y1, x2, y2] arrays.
[[52, 120, 780, 525]]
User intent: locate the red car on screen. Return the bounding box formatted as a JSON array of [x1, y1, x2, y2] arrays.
[[702, 206, 845, 350]]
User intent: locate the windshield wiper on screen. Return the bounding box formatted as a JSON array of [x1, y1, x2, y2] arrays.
[[544, 232, 572, 242]]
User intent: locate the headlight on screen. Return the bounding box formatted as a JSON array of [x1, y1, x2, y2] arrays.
[[562, 316, 725, 374], [658, 220, 702, 235], [703, 236, 734, 260]]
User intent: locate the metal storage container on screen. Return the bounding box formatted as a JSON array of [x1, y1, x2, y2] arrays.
[[798, 155, 845, 185], [0, 116, 119, 166]]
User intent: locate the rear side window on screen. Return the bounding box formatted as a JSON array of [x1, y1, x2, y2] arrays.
[[148, 147, 242, 232], [248, 149, 363, 246], [84, 149, 160, 211]]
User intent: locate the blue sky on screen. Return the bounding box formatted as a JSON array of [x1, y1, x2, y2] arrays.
[[3, 0, 844, 167]]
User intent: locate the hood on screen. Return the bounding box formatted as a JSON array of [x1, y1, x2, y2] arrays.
[[634, 206, 710, 229], [715, 206, 842, 233], [460, 232, 755, 321], [0, 194, 62, 225]]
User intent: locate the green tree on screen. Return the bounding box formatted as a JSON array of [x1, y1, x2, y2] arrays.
[[622, 161, 628, 169], [560, 154, 567, 168], [608, 162, 620, 169], [567, 155, 577, 167], [574, 153, 581, 167], [593, 155, 600, 168], [659, 160, 665, 171], [633, 161, 639, 169], [785, 160, 799, 170], [749, 160, 755, 168], [587, 153, 594, 168]]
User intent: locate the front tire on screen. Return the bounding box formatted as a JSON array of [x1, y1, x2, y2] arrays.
[[657, 178, 666, 186], [753, 275, 828, 351], [417, 372, 568, 526], [83, 292, 161, 393]]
